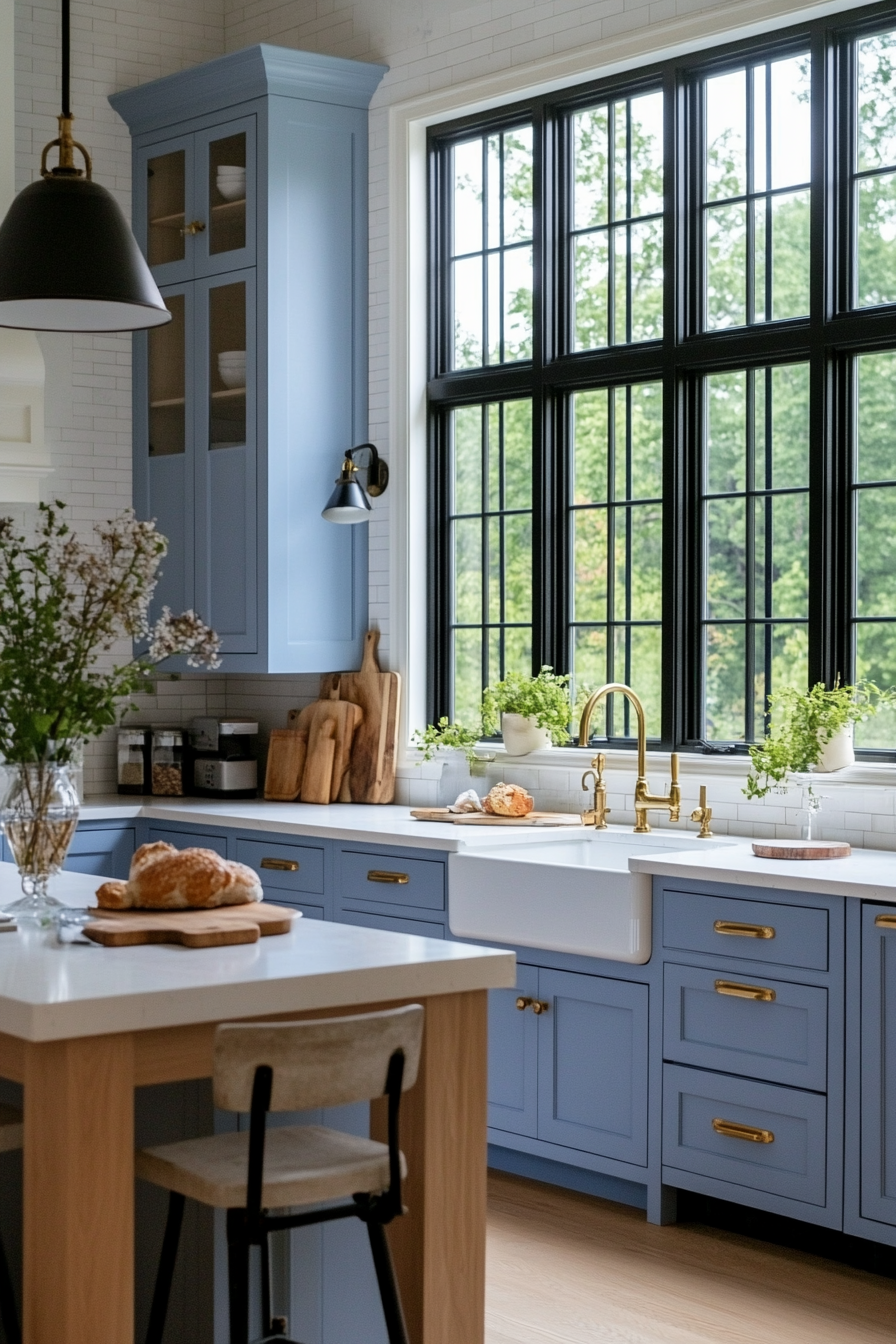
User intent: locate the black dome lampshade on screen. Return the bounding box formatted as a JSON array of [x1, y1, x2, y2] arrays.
[[321, 443, 389, 524], [0, 0, 170, 332]]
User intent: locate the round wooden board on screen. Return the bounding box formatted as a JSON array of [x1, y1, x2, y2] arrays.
[[752, 840, 851, 860]]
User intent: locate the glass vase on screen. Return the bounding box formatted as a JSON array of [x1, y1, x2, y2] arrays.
[[0, 761, 80, 925]]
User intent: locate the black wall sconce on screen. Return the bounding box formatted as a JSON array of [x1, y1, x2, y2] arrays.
[[321, 443, 389, 524]]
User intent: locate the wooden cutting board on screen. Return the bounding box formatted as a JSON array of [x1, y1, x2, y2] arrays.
[[264, 729, 307, 801], [320, 629, 400, 804], [752, 840, 851, 860], [84, 902, 298, 948], [287, 690, 363, 803], [410, 808, 584, 827]]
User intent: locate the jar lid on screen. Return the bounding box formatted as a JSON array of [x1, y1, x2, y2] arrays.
[[118, 729, 147, 746], [153, 729, 183, 746]]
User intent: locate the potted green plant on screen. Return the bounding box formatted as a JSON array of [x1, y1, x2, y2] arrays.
[[411, 718, 483, 765], [482, 666, 572, 754], [744, 680, 896, 800]]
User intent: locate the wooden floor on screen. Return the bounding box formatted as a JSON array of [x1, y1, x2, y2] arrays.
[[486, 1172, 896, 1344]]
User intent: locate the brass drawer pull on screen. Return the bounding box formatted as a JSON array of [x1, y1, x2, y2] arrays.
[[714, 979, 776, 1002], [531, 999, 550, 1015], [712, 1117, 775, 1144], [367, 870, 410, 885], [713, 919, 775, 940], [516, 996, 533, 1011], [875, 914, 896, 928], [260, 858, 299, 872]]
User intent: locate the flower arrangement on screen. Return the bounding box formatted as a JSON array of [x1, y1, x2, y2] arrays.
[[744, 679, 896, 800], [0, 502, 221, 765]]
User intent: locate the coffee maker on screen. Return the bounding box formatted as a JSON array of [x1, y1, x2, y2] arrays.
[[190, 718, 258, 797]]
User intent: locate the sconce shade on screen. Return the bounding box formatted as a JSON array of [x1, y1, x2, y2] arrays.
[[0, 175, 171, 332], [322, 472, 373, 524]]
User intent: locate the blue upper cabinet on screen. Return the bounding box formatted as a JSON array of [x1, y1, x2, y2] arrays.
[[111, 46, 386, 671]]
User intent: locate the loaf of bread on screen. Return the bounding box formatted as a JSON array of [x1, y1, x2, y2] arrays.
[[483, 782, 534, 817], [95, 842, 263, 910]]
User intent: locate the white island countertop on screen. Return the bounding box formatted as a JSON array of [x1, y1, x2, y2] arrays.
[[76, 796, 591, 850], [630, 840, 896, 900], [0, 865, 515, 1043]]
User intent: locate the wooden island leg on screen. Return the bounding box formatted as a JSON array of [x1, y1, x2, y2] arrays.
[[372, 989, 488, 1344], [23, 1033, 135, 1344]]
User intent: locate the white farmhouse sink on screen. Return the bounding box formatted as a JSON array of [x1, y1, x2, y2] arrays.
[[448, 828, 737, 963]]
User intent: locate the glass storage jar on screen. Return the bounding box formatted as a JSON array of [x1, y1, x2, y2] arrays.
[[151, 728, 185, 796], [117, 728, 149, 794]]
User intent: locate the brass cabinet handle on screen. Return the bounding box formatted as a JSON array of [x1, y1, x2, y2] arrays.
[[367, 870, 410, 885], [714, 979, 776, 1002], [712, 1117, 775, 1144], [875, 913, 896, 928], [516, 996, 533, 1011], [713, 919, 775, 940], [531, 999, 550, 1015], [180, 219, 206, 236], [260, 858, 298, 872]]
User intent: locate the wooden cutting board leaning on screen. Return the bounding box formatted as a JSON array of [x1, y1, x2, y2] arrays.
[[317, 628, 402, 804], [84, 902, 298, 948], [267, 689, 364, 804]]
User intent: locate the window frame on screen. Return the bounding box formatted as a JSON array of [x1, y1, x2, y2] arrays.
[[427, 0, 896, 757]]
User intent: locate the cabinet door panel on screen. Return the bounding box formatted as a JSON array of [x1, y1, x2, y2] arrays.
[[537, 969, 648, 1166], [136, 134, 196, 286], [338, 909, 444, 939], [193, 117, 256, 276], [65, 828, 136, 881], [861, 904, 896, 1225], [488, 965, 538, 1138], [193, 271, 257, 652]]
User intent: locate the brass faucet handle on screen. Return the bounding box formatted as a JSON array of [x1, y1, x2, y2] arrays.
[[670, 752, 680, 783], [690, 785, 714, 838], [591, 751, 607, 783]]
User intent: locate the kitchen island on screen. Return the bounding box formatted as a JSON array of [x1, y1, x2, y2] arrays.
[[0, 865, 514, 1344]]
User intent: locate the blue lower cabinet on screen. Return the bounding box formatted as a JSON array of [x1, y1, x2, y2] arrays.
[[663, 889, 829, 971], [147, 826, 228, 857], [663, 963, 827, 1092], [488, 965, 539, 1138], [338, 908, 444, 938], [338, 849, 445, 911], [663, 1063, 827, 1206], [236, 838, 325, 897], [65, 825, 137, 880], [538, 969, 648, 1166], [860, 903, 896, 1227]]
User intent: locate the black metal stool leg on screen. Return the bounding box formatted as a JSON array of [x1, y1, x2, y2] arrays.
[[366, 1220, 410, 1344], [0, 1228, 20, 1344], [144, 1191, 185, 1344], [226, 1208, 251, 1344], [260, 1229, 273, 1338]]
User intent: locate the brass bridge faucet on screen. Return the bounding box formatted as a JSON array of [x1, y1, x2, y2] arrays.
[[578, 682, 680, 833], [581, 752, 610, 828]]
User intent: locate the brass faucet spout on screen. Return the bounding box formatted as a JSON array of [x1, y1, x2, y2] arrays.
[[578, 683, 679, 833]]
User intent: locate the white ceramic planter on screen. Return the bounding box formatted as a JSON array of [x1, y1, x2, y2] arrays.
[[815, 724, 855, 773], [501, 713, 552, 755]]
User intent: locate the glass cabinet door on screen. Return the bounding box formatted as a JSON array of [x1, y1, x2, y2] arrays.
[[137, 135, 195, 285], [148, 293, 186, 458], [195, 117, 256, 275], [208, 280, 247, 450]]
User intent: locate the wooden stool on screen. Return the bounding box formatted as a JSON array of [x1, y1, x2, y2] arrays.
[[137, 1005, 424, 1344], [0, 1102, 23, 1344]]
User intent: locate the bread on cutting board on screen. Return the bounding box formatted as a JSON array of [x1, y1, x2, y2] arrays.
[[96, 842, 263, 910]]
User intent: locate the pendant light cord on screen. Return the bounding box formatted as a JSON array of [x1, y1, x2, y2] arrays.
[[61, 0, 70, 119]]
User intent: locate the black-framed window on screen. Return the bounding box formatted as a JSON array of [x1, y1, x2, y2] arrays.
[[427, 0, 896, 754]]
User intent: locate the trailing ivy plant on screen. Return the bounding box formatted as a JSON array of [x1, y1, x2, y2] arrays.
[[411, 717, 483, 765], [744, 680, 896, 800], [481, 666, 572, 746]]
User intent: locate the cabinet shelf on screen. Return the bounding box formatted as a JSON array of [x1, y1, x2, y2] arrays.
[[150, 210, 186, 229], [211, 387, 246, 400], [150, 396, 185, 408]]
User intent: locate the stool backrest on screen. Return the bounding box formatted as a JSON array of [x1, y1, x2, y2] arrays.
[[213, 1005, 424, 1113]]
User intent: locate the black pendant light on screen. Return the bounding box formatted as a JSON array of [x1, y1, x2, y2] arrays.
[[0, 0, 170, 332], [322, 444, 389, 524]]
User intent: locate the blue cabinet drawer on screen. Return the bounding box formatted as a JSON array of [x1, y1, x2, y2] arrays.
[[663, 890, 828, 971], [235, 839, 325, 896], [339, 909, 445, 939], [65, 827, 136, 880], [664, 963, 827, 1091], [338, 850, 445, 911], [274, 901, 324, 921], [663, 1064, 827, 1206], [147, 827, 228, 857]]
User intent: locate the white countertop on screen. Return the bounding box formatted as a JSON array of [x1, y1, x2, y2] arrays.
[[78, 796, 590, 851], [630, 841, 896, 900], [0, 866, 515, 1043]]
